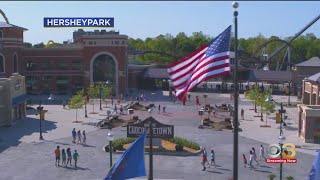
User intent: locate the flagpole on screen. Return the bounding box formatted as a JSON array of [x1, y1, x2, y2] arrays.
[[148, 119, 153, 180], [232, 2, 239, 180]]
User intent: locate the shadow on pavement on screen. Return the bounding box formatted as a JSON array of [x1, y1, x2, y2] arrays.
[[216, 168, 231, 171], [206, 170, 224, 174], [0, 117, 57, 153], [254, 169, 273, 173], [62, 166, 91, 171], [259, 165, 272, 168]]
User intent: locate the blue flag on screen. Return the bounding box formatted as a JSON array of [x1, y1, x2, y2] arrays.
[[104, 132, 146, 180], [308, 151, 320, 180]]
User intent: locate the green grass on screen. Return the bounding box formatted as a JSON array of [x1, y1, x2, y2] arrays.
[[112, 137, 136, 150], [167, 137, 200, 150]]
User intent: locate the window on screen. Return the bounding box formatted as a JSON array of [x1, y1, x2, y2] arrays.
[[57, 62, 68, 70], [72, 60, 83, 70], [42, 76, 52, 80], [26, 61, 33, 71], [0, 31, 3, 38], [0, 54, 4, 73], [41, 61, 50, 70], [89, 41, 93, 45], [114, 41, 119, 45], [13, 54, 18, 72], [122, 41, 125, 45]]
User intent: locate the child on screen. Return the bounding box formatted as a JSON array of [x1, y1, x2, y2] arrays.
[[242, 154, 247, 168], [61, 149, 66, 166], [259, 145, 265, 161], [72, 128, 76, 143], [73, 150, 79, 168], [209, 149, 216, 168], [54, 146, 61, 166], [249, 151, 254, 170], [201, 152, 207, 171], [66, 148, 72, 167], [77, 130, 82, 144], [82, 130, 86, 144]]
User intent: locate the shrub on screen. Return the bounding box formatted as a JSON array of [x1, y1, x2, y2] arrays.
[[167, 137, 200, 150], [268, 174, 276, 180], [111, 137, 136, 151], [286, 176, 294, 180]]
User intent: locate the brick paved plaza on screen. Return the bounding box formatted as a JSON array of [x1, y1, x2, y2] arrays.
[[0, 91, 317, 180]]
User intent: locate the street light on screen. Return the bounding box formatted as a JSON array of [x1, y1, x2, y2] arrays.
[[279, 136, 286, 180], [107, 130, 115, 168], [99, 84, 103, 110], [265, 96, 287, 139], [288, 81, 291, 106], [37, 101, 44, 140]]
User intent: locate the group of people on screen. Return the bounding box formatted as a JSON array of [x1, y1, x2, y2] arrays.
[[157, 104, 167, 113], [113, 104, 124, 115], [72, 128, 86, 144], [54, 146, 80, 168], [201, 147, 216, 171], [243, 145, 266, 170]]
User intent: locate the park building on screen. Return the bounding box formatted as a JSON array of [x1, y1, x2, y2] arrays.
[[298, 71, 320, 143], [0, 73, 27, 126], [0, 22, 129, 97]]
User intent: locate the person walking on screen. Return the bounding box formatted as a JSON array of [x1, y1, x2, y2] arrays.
[[61, 149, 66, 166], [201, 151, 207, 171], [252, 147, 259, 166], [62, 101, 66, 109], [114, 104, 117, 114], [158, 104, 161, 114], [249, 151, 254, 170], [209, 149, 216, 168], [82, 130, 86, 144], [72, 128, 76, 143], [243, 154, 247, 168], [203, 148, 209, 165], [66, 148, 72, 167], [54, 146, 61, 166], [162, 105, 166, 113], [77, 130, 82, 144], [73, 150, 79, 168], [259, 145, 266, 161], [120, 105, 123, 115], [196, 96, 200, 106], [241, 108, 244, 120], [188, 94, 191, 101]]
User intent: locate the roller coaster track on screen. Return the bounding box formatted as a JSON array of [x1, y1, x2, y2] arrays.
[[0, 9, 9, 24]]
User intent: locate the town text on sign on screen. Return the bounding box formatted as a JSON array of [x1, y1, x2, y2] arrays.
[[127, 117, 174, 138]]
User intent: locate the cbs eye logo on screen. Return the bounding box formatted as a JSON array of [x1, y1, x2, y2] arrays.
[[267, 143, 296, 159]]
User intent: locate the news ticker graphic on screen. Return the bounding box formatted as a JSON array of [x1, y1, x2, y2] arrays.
[[43, 18, 114, 28], [266, 143, 297, 164]]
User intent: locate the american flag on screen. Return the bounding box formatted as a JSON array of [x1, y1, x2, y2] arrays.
[[167, 26, 232, 100]]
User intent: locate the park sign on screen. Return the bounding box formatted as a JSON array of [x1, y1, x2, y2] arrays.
[[127, 117, 174, 138]]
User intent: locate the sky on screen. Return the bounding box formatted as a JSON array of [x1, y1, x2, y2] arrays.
[[0, 1, 320, 44]]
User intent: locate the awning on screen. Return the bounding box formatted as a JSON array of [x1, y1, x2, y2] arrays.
[[12, 94, 29, 106], [143, 68, 169, 79], [248, 70, 294, 82]]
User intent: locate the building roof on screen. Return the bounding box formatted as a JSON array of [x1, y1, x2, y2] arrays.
[[307, 72, 320, 82], [295, 57, 320, 67], [248, 70, 294, 82], [143, 68, 169, 79], [0, 22, 28, 31]]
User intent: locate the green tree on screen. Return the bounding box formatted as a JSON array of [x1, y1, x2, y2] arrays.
[[95, 82, 113, 109], [23, 42, 32, 48], [245, 85, 260, 113], [87, 83, 99, 114], [33, 42, 45, 48], [69, 90, 85, 123], [261, 99, 275, 126], [256, 89, 272, 121]]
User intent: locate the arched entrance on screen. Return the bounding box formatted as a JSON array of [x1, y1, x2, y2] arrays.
[[90, 52, 118, 96]]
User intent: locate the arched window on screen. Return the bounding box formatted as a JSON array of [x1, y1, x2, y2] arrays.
[[0, 31, 3, 38], [0, 54, 5, 73], [13, 54, 18, 72]]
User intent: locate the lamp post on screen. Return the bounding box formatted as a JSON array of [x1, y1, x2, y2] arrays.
[[37, 101, 44, 140], [288, 81, 291, 106], [100, 84, 103, 111], [232, 2, 239, 180], [107, 130, 114, 168], [279, 136, 285, 180], [85, 92, 88, 118], [265, 96, 286, 138]]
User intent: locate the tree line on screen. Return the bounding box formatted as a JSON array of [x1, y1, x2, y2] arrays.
[[24, 32, 320, 65]]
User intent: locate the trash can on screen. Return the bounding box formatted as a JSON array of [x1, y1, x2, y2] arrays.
[[275, 113, 281, 123]]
